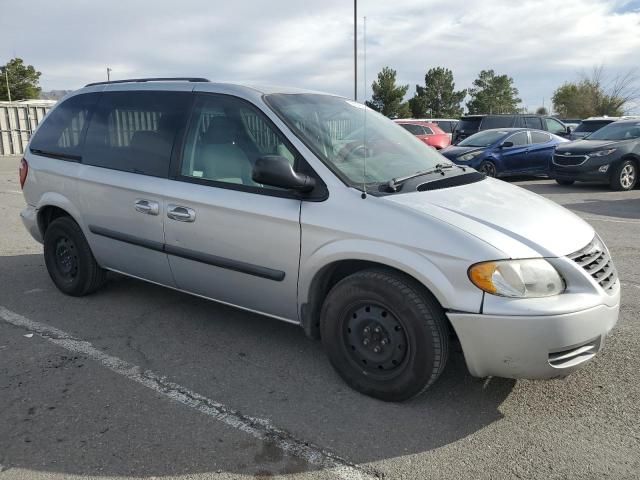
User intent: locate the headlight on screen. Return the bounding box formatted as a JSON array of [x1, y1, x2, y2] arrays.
[[589, 148, 616, 157], [468, 259, 565, 298], [459, 150, 483, 162]]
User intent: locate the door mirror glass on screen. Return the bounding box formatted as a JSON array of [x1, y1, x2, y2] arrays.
[[252, 156, 315, 192], [501, 141, 514, 148]]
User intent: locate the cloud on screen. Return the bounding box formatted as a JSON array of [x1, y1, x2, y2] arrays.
[[1, 0, 639, 113]]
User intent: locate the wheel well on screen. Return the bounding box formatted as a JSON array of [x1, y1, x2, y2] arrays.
[[301, 260, 450, 340], [37, 206, 72, 236]]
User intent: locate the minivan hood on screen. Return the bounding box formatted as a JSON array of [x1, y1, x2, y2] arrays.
[[384, 177, 594, 258]]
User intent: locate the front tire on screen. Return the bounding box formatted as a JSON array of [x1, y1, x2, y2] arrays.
[[610, 160, 637, 191], [320, 269, 449, 402], [43, 217, 107, 296], [478, 161, 497, 177]]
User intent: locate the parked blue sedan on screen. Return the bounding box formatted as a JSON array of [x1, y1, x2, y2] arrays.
[[441, 128, 568, 177]]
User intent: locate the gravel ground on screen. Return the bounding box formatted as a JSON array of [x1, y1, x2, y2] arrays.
[[1, 155, 638, 480]]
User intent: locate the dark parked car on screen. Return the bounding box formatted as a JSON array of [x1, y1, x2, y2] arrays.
[[551, 119, 640, 191], [441, 128, 568, 177], [452, 114, 570, 144], [569, 117, 618, 140]]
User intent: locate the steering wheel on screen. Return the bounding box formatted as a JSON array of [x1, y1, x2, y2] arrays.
[[336, 142, 372, 163]]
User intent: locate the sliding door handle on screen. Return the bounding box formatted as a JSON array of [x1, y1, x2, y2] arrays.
[[167, 205, 196, 222], [134, 199, 159, 216]]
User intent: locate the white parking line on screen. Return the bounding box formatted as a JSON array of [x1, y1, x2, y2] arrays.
[[581, 216, 640, 225], [0, 190, 22, 195], [0, 305, 379, 480]]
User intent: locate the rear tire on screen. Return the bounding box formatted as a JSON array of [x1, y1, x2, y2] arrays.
[[610, 160, 637, 191], [43, 217, 107, 296], [478, 161, 497, 177], [555, 179, 575, 186], [320, 269, 449, 402]]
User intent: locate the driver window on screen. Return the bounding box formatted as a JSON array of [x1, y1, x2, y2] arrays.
[[181, 95, 296, 188], [506, 131, 528, 146]]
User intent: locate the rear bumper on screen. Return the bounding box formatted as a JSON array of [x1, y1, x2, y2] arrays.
[[447, 301, 619, 379], [20, 205, 42, 244]]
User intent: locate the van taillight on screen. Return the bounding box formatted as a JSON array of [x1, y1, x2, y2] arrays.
[[19, 158, 28, 189]]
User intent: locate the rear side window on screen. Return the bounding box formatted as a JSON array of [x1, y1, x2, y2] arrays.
[[400, 124, 425, 135], [29, 93, 96, 159], [84, 91, 191, 177], [435, 121, 453, 133], [481, 116, 513, 129], [524, 117, 543, 129], [530, 131, 552, 144], [423, 126, 434, 135]]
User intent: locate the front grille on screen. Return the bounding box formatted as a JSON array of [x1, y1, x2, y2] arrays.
[[568, 237, 618, 293], [553, 154, 588, 166]]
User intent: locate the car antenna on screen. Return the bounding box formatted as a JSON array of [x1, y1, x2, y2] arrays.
[[361, 15, 368, 200]]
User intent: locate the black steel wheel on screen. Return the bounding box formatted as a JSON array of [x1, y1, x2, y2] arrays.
[[44, 216, 107, 296], [321, 269, 449, 401]]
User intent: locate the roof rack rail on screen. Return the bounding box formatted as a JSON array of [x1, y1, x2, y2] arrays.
[[85, 77, 211, 87]]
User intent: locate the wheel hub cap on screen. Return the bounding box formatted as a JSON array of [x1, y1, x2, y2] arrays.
[[621, 164, 635, 189], [55, 237, 78, 278]]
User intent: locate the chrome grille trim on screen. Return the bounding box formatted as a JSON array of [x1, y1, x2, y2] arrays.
[[568, 237, 618, 294]]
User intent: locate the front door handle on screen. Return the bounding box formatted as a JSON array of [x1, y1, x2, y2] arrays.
[[167, 204, 196, 222], [135, 199, 159, 216]]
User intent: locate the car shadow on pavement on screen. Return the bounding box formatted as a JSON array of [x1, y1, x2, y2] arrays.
[[562, 198, 640, 220], [0, 254, 515, 478]]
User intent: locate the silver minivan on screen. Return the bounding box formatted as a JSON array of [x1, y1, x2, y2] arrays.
[[19, 78, 620, 401]]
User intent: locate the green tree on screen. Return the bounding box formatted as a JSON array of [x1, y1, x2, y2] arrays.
[[536, 106, 548, 115], [0, 58, 42, 101], [408, 67, 466, 118], [552, 67, 639, 117], [365, 67, 409, 118], [466, 69, 521, 114]]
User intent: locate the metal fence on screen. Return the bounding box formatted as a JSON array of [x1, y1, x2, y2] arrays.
[[0, 102, 55, 156]]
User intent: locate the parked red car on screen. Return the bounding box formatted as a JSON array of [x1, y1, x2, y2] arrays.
[[394, 120, 451, 150]]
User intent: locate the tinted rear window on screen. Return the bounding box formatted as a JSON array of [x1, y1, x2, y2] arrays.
[[481, 116, 514, 129], [574, 120, 614, 133], [30, 93, 97, 159], [84, 91, 191, 177], [457, 118, 481, 131], [435, 121, 454, 133], [524, 117, 543, 129], [400, 124, 425, 135]]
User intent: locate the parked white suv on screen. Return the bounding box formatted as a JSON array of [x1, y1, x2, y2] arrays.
[[19, 78, 620, 401]]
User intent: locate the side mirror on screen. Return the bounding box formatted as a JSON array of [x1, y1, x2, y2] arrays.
[[500, 141, 514, 148], [566, 126, 572, 134], [252, 155, 316, 193]]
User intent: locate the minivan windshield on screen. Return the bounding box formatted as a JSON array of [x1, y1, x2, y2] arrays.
[[265, 94, 445, 187], [458, 130, 508, 147], [587, 122, 640, 141]]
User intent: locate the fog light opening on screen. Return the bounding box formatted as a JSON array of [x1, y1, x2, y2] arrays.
[[599, 165, 610, 173]]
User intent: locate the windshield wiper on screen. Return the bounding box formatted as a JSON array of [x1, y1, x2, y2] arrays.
[[386, 163, 455, 192]]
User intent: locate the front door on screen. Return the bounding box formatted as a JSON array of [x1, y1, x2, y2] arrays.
[[500, 131, 531, 173], [163, 93, 302, 321]]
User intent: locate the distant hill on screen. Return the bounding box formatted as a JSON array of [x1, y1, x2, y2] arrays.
[[40, 90, 73, 100]]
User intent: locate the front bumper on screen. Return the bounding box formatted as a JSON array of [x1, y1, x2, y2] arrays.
[[550, 154, 621, 182], [20, 205, 43, 244], [447, 301, 619, 379]]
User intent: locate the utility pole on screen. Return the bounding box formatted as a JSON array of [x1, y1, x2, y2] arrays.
[[107, 67, 112, 82], [354, 0, 357, 101], [5, 69, 11, 103]]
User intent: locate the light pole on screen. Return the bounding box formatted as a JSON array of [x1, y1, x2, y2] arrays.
[[106, 67, 112, 82], [354, 0, 357, 101], [4, 69, 11, 103]]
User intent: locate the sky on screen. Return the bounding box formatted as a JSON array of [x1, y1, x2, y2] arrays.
[[1, 0, 639, 113]]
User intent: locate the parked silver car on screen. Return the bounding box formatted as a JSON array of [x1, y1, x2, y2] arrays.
[[19, 78, 620, 401]]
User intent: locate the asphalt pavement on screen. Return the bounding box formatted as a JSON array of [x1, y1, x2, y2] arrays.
[[1, 156, 639, 479]]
